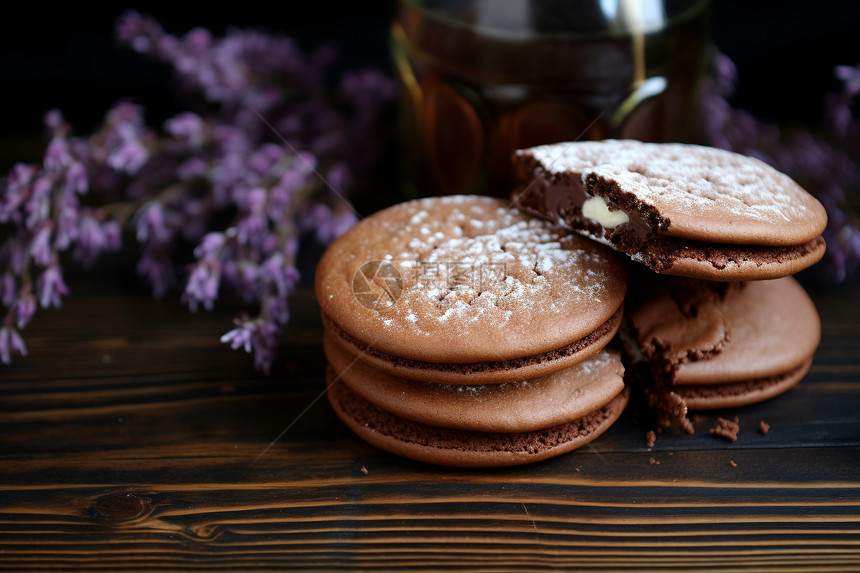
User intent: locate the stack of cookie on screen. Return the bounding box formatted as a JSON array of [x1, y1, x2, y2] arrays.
[[315, 140, 827, 463], [512, 140, 826, 430], [315, 195, 631, 466]]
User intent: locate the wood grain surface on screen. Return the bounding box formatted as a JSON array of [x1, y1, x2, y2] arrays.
[[1, 267, 859, 571]]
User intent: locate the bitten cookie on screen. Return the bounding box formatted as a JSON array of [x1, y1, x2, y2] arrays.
[[513, 140, 827, 281], [620, 275, 820, 429], [315, 195, 626, 384]]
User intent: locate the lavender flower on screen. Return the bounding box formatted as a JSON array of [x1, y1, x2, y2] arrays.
[[0, 323, 27, 365], [63, 161, 88, 196], [74, 215, 118, 268], [259, 253, 300, 299], [1, 106, 131, 359], [135, 252, 173, 300], [29, 224, 53, 267], [135, 202, 170, 244], [828, 63, 860, 139], [44, 137, 74, 172], [165, 112, 207, 148], [235, 187, 269, 248], [25, 177, 53, 231], [107, 139, 149, 175], [1, 12, 395, 371], [0, 273, 15, 307], [221, 318, 254, 354], [835, 64, 860, 96], [36, 263, 69, 309], [0, 165, 36, 224], [115, 10, 167, 54], [699, 52, 860, 282], [13, 292, 36, 329], [194, 232, 226, 261], [183, 262, 221, 312], [220, 314, 280, 374]]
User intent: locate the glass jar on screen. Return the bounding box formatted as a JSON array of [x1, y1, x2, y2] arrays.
[[391, 0, 712, 197]]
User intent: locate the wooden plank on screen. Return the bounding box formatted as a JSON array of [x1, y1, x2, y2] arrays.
[[0, 274, 859, 570]]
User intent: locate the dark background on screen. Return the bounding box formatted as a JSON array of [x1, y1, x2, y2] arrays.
[[1, 1, 859, 147]]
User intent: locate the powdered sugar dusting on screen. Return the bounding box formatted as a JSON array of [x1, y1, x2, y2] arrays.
[[524, 140, 823, 228], [387, 197, 611, 332], [319, 195, 625, 362]]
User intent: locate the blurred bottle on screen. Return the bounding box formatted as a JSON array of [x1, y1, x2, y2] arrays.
[[391, 0, 712, 197]]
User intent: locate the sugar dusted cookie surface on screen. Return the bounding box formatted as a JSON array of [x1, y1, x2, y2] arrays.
[[315, 195, 626, 382]]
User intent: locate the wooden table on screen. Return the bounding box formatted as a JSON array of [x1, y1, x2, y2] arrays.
[[2, 259, 859, 571]]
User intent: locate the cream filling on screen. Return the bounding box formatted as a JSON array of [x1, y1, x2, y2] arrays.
[[582, 196, 630, 228]]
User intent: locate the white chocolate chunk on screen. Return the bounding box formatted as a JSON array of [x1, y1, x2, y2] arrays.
[[582, 196, 630, 228]]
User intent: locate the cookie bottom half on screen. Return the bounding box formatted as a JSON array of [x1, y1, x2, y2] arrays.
[[674, 359, 811, 410], [327, 374, 629, 468]]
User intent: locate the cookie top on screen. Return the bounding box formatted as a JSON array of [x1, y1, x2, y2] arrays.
[[519, 140, 827, 246], [626, 276, 820, 385], [324, 331, 625, 433], [315, 195, 626, 364]]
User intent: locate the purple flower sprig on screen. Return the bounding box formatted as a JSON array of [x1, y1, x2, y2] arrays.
[[0, 113, 123, 364], [0, 12, 395, 371], [698, 51, 860, 283], [830, 64, 860, 138], [114, 12, 394, 372]]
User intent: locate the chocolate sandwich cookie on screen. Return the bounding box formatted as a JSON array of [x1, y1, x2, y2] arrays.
[[315, 195, 626, 384], [513, 140, 827, 281], [621, 275, 820, 429], [325, 363, 630, 468], [324, 332, 627, 433]]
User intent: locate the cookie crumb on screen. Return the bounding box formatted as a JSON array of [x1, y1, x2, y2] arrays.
[[575, 467, 581, 472], [709, 416, 740, 442], [729, 460, 737, 468], [646, 430, 656, 448], [360, 465, 369, 475], [759, 420, 770, 434], [649, 389, 695, 434]]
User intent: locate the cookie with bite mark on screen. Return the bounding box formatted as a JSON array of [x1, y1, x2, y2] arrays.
[[513, 140, 827, 281], [620, 274, 820, 429]]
